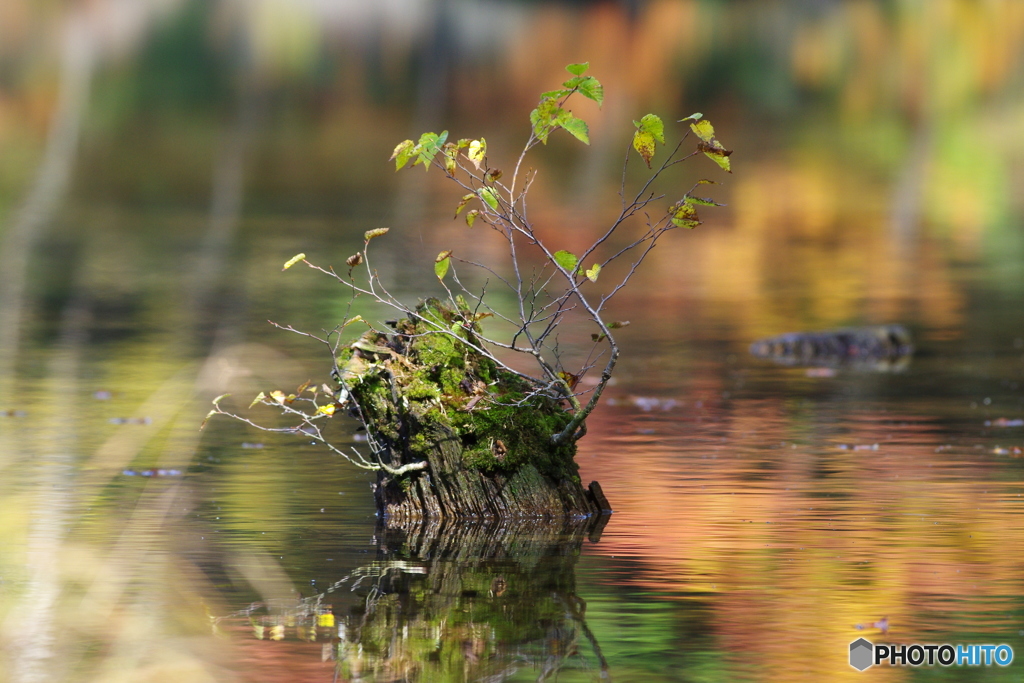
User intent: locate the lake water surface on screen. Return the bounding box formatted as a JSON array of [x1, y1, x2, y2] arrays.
[[2, 2, 1024, 681]]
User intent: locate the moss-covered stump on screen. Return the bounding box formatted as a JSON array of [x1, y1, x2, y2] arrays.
[[336, 299, 609, 522]]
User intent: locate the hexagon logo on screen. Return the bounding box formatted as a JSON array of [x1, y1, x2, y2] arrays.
[[850, 638, 874, 671]]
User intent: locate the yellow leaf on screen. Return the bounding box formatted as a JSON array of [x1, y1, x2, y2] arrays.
[[690, 120, 715, 143], [558, 370, 581, 389], [390, 139, 415, 170], [317, 404, 336, 416], [270, 390, 287, 404], [633, 130, 656, 168], [199, 409, 217, 431], [249, 392, 266, 408], [699, 143, 733, 173], [454, 193, 475, 218], [467, 139, 486, 169], [585, 263, 601, 283], [282, 253, 306, 270], [690, 119, 732, 173], [364, 227, 390, 241]]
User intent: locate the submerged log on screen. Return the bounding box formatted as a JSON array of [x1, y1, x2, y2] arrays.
[[749, 324, 913, 371], [337, 299, 609, 522]]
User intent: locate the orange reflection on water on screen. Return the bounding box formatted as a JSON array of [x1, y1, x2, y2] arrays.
[[580, 395, 1024, 679]]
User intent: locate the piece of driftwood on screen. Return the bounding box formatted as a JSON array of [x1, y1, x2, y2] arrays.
[[749, 325, 913, 371]]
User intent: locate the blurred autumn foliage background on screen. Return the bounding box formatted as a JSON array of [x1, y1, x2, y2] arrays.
[[3, 0, 1023, 347], [2, 1, 1024, 681]]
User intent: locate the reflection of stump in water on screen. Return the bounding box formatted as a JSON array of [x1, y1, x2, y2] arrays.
[[336, 516, 610, 682]]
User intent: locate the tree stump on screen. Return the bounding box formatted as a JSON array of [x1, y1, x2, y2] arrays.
[[337, 299, 610, 522]]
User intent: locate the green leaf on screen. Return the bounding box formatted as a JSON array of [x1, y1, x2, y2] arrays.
[[697, 179, 717, 185], [443, 146, 457, 173], [632, 114, 665, 168], [540, 89, 570, 99], [467, 139, 486, 169], [415, 130, 448, 171], [563, 75, 604, 107], [364, 227, 390, 241], [282, 253, 306, 270], [553, 250, 579, 273], [249, 392, 266, 408], [566, 62, 589, 76], [607, 320, 631, 329], [684, 195, 723, 207], [591, 333, 607, 343], [465, 209, 479, 227], [477, 187, 500, 211], [454, 193, 475, 218], [585, 263, 601, 283], [638, 113, 665, 143], [678, 112, 702, 122], [390, 140, 415, 170], [434, 250, 452, 279], [559, 114, 590, 145], [530, 98, 561, 144], [410, 145, 425, 167], [576, 76, 604, 106]]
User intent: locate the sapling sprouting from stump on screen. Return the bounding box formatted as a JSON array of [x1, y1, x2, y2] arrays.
[[206, 63, 732, 522]]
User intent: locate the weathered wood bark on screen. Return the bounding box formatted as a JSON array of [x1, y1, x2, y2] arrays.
[[337, 300, 610, 522]]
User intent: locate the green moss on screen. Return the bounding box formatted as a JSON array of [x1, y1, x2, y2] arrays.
[[342, 300, 580, 483], [404, 376, 441, 401]]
